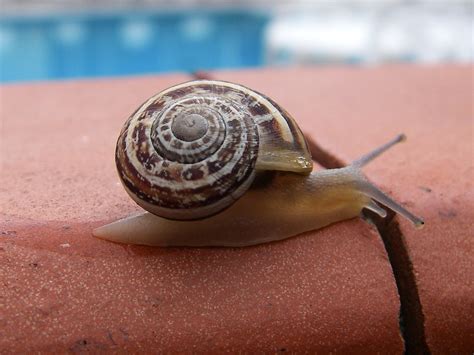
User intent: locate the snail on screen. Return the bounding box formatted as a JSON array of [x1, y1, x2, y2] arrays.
[[93, 80, 424, 247]]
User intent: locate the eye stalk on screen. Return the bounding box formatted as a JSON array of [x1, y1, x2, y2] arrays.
[[348, 134, 424, 228]]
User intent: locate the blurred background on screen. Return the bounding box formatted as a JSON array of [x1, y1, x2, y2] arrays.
[[0, 0, 472, 83]]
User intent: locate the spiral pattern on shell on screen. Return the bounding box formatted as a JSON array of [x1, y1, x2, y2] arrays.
[[116, 81, 261, 220], [116, 80, 312, 220]]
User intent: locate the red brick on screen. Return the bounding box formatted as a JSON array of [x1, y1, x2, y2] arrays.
[[0, 73, 403, 352]]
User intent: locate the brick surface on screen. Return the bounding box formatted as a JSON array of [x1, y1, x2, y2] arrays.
[[214, 64, 473, 353], [0, 74, 403, 352]]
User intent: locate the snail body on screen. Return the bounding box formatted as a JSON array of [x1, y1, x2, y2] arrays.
[[93, 80, 423, 247]]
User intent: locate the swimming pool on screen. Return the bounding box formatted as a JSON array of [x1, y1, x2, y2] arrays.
[[0, 10, 269, 83]]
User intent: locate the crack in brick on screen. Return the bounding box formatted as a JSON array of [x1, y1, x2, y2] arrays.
[[364, 209, 430, 355], [307, 140, 430, 355]]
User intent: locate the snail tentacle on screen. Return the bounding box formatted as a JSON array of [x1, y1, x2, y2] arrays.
[[347, 134, 425, 227], [351, 133, 406, 168]]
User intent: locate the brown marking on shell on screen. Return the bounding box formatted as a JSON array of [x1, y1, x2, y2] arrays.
[[116, 140, 155, 199], [157, 169, 172, 180], [262, 94, 308, 148], [171, 140, 183, 149], [162, 132, 172, 142], [140, 155, 158, 171], [183, 165, 205, 181], [206, 159, 223, 174], [161, 116, 171, 125], [131, 124, 148, 146], [169, 165, 183, 182], [217, 146, 236, 164], [248, 100, 271, 117], [165, 86, 198, 100], [142, 99, 166, 113]]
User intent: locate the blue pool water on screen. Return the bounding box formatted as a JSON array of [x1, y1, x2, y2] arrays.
[[0, 10, 269, 83]]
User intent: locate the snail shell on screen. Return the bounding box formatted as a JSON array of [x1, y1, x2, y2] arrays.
[[116, 80, 312, 220]]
